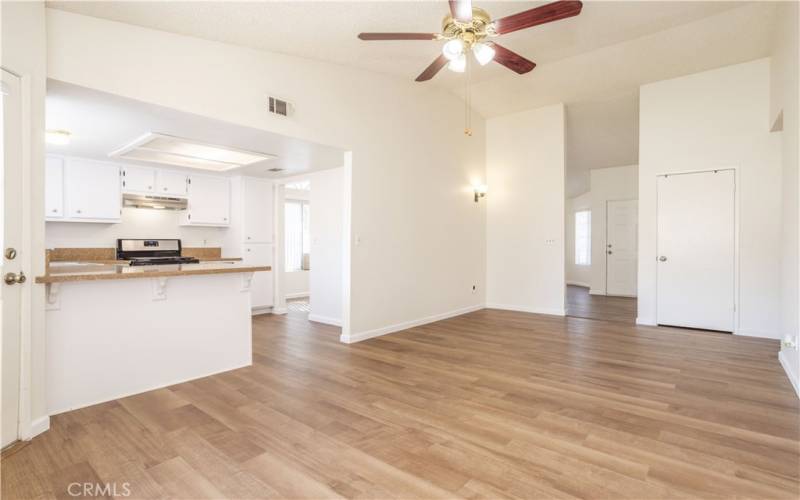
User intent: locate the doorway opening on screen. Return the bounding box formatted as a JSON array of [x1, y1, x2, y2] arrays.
[[283, 179, 311, 316], [564, 166, 639, 324]]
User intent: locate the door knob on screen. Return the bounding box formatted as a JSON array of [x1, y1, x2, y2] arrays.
[[4, 271, 26, 285], [5, 247, 16, 260], [607, 250, 613, 255], [659, 256, 667, 262]]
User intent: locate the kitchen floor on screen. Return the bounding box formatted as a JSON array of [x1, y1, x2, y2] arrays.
[[2, 309, 797, 499], [287, 297, 310, 313]]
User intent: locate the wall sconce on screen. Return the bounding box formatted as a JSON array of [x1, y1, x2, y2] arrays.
[[473, 184, 488, 203]]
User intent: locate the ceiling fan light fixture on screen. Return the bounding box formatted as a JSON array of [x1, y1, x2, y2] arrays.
[[448, 53, 467, 73], [473, 42, 495, 66], [442, 39, 464, 61]]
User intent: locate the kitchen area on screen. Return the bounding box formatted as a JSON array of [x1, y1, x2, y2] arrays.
[[39, 80, 346, 414]]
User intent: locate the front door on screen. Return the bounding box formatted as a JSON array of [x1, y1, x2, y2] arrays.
[[656, 170, 735, 332], [1, 69, 25, 448], [606, 199, 638, 297]]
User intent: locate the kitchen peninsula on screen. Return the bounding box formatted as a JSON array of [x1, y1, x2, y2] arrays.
[[38, 246, 270, 415]]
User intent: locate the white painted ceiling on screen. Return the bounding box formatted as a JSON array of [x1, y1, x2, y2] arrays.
[[47, 0, 757, 94], [46, 80, 345, 178], [565, 91, 639, 198]]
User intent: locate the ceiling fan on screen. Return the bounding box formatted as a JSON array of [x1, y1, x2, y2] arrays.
[[358, 0, 584, 82]]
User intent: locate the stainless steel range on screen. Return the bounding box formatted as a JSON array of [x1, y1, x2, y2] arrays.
[[116, 239, 200, 266]]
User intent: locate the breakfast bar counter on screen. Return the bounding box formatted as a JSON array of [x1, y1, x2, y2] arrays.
[[43, 254, 271, 415]]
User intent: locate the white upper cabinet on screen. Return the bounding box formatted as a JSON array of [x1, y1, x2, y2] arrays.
[[243, 177, 273, 243], [45, 156, 64, 219], [158, 171, 188, 197], [184, 174, 230, 226], [121, 166, 156, 193], [64, 158, 121, 222]]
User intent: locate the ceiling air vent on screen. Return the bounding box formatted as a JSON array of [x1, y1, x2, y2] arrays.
[[268, 96, 293, 117]]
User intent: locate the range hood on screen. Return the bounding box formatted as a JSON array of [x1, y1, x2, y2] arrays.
[[123, 193, 188, 211]]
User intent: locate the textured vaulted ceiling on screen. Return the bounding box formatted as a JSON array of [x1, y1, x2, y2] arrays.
[[47, 1, 760, 94]]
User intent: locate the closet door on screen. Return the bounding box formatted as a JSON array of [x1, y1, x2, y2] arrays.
[[657, 170, 735, 332]]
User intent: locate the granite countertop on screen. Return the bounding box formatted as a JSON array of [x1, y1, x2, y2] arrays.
[[35, 260, 270, 284]]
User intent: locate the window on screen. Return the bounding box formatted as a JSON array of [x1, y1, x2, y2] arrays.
[[285, 200, 310, 271], [575, 210, 591, 266]]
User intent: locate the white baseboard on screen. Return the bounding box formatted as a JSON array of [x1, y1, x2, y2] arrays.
[[286, 292, 309, 299], [589, 289, 606, 296], [271, 306, 288, 315], [19, 416, 50, 440], [779, 349, 799, 399], [734, 328, 780, 340], [636, 317, 656, 326], [309, 314, 342, 327], [566, 281, 590, 288], [485, 303, 565, 316], [252, 306, 273, 316], [341, 304, 484, 344]]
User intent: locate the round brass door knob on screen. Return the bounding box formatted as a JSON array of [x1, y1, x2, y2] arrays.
[[4, 271, 25, 285]]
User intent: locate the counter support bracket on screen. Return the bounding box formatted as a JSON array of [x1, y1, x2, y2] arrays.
[[45, 283, 61, 311], [152, 277, 168, 301], [241, 272, 255, 292]]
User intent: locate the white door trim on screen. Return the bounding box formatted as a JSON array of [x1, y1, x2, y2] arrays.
[[654, 166, 740, 334], [604, 198, 638, 297]]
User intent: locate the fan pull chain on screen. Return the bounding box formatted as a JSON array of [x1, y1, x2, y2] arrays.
[[465, 52, 472, 137]]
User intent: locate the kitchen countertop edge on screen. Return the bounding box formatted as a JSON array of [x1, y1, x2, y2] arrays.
[[35, 265, 271, 284]]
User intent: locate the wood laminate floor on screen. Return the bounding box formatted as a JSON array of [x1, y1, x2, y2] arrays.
[[566, 285, 637, 324], [2, 309, 798, 499]]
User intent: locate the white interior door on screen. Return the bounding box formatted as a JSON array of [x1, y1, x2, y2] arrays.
[[1, 69, 25, 448], [606, 199, 638, 297], [657, 170, 735, 332]]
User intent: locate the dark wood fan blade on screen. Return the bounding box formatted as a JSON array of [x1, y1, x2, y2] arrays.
[[493, 0, 583, 35], [486, 42, 536, 74], [449, 0, 473, 23], [415, 54, 449, 82], [358, 33, 438, 41]]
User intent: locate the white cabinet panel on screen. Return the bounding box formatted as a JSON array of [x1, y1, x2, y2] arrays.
[[45, 156, 64, 219], [185, 174, 229, 226], [64, 159, 121, 221], [244, 244, 273, 308], [243, 178, 273, 243], [158, 171, 188, 197], [121, 166, 155, 193]]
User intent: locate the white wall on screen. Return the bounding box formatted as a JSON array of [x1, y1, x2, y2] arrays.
[[565, 191, 591, 287], [638, 59, 783, 338], [590, 165, 638, 295], [308, 168, 344, 325], [486, 104, 565, 315], [46, 209, 227, 249], [770, 2, 799, 393], [2, 1, 49, 439], [45, 9, 486, 341]]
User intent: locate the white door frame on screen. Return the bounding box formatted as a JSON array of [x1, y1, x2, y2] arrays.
[[2, 67, 36, 445], [654, 166, 740, 334], [604, 198, 638, 297]]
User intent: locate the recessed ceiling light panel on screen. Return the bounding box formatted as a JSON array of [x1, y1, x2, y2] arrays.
[[109, 133, 276, 172]]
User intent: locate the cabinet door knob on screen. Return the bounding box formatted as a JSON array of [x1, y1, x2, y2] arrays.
[[52, 209, 58, 213], [148, 186, 152, 190], [76, 209, 82, 214]]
